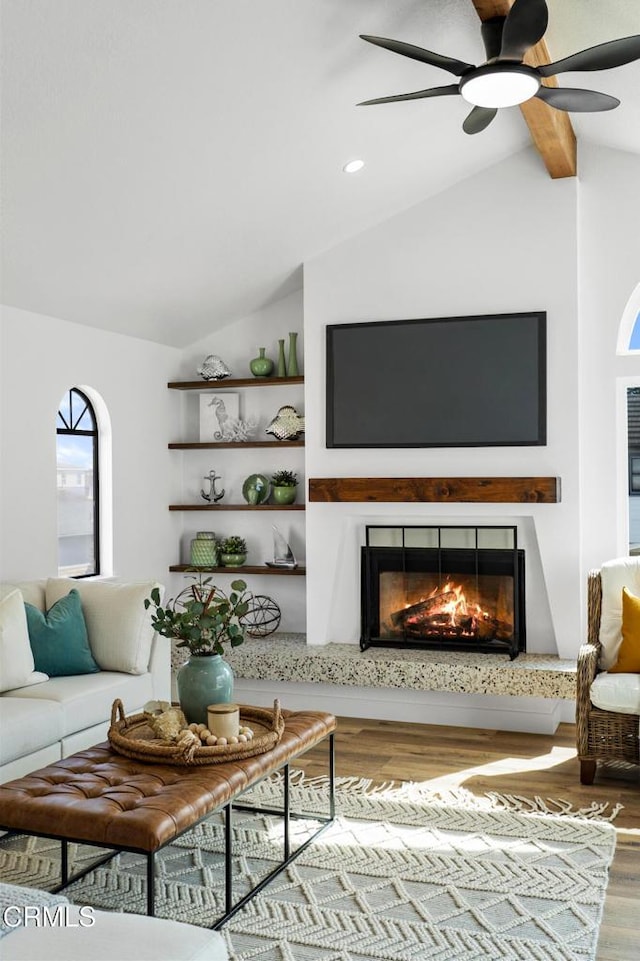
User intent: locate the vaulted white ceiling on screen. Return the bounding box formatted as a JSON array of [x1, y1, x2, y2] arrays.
[[1, 0, 639, 347]]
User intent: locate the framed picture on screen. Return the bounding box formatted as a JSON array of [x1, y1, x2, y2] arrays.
[[199, 393, 240, 442]]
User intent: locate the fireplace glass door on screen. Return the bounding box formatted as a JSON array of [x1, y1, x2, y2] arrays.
[[361, 526, 525, 658]]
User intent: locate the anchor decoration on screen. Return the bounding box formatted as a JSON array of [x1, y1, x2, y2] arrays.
[[200, 470, 225, 504]]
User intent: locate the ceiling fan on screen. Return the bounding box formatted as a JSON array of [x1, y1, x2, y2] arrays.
[[358, 0, 640, 134]]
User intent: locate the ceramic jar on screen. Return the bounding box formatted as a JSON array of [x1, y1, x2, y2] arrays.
[[190, 531, 218, 567]]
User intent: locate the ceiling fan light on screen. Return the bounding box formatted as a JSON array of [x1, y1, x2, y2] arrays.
[[343, 159, 365, 174], [460, 65, 540, 108]]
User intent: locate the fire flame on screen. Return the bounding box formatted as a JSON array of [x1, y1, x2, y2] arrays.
[[385, 572, 513, 643], [424, 580, 489, 632]]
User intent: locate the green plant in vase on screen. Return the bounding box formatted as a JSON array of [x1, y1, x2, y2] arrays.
[[144, 574, 250, 724], [219, 535, 248, 567], [270, 469, 298, 505], [145, 574, 249, 656]]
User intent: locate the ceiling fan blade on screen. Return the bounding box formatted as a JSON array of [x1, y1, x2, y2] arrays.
[[358, 84, 460, 106], [360, 35, 473, 77], [462, 106, 498, 135], [481, 18, 505, 62], [539, 35, 640, 77], [535, 85, 620, 112], [500, 0, 548, 61]]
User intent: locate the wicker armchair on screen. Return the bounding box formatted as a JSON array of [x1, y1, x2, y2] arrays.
[[576, 568, 640, 784]]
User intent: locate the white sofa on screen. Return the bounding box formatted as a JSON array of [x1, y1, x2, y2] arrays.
[[0, 883, 228, 961], [0, 584, 229, 960], [0, 578, 171, 783]]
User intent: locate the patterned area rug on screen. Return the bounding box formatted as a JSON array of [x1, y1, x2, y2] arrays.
[[0, 777, 617, 961]]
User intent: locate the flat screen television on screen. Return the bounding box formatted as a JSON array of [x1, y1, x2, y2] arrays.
[[326, 311, 546, 448]]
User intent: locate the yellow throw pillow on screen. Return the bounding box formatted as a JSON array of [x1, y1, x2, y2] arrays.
[[609, 587, 640, 673]]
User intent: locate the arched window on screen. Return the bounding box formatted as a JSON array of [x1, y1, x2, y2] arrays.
[[56, 387, 100, 576], [617, 282, 640, 354]]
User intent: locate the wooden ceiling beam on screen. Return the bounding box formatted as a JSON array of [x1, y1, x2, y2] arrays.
[[469, 0, 577, 178]]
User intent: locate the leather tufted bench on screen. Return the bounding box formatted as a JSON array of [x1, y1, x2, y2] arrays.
[[0, 707, 336, 926]]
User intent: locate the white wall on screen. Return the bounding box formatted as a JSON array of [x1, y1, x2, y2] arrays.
[[176, 291, 307, 631], [0, 306, 181, 585], [303, 147, 582, 656], [577, 145, 640, 574], [0, 294, 308, 632]]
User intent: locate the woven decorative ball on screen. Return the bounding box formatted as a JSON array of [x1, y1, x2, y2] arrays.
[[241, 594, 281, 637]]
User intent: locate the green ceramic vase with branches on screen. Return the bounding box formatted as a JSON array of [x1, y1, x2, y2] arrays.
[[144, 574, 250, 723]]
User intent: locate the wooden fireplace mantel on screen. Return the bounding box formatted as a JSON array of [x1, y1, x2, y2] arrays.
[[308, 477, 560, 504]]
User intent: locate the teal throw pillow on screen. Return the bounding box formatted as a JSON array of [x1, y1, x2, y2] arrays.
[[25, 589, 100, 677]]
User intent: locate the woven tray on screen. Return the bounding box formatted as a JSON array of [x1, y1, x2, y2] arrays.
[[108, 698, 284, 766]]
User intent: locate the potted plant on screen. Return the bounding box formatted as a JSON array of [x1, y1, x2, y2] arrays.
[[144, 574, 250, 724], [219, 535, 248, 567], [270, 469, 298, 505], [145, 574, 249, 656]]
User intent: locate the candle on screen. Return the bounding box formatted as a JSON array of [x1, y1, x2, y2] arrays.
[[207, 703, 239, 741]]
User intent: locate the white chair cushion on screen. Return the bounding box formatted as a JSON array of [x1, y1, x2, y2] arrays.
[[598, 557, 640, 670], [590, 672, 640, 714], [0, 588, 43, 693], [45, 579, 162, 675]]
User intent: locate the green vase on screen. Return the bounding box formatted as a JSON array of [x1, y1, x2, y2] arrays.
[[287, 331, 299, 377], [176, 654, 234, 725], [276, 338, 287, 377], [249, 347, 274, 378]]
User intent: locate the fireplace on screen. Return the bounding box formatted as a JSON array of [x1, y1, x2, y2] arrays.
[[361, 525, 525, 659]]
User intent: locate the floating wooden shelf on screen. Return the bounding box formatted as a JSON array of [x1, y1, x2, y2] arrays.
[[169, 504, 305, 511], [168, 373, 306, 582], [168, 440, 304, 450], [169, 564, 306, 576], [168, 376, 304, 390], [308, 476, 561, 504]]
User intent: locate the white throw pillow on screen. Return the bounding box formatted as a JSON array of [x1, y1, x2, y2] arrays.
[[590, 672, 640, 714], [0, 588, 39, 692], [0, 581, 46, 611], [598, 557, 640, 670], [45, 579, 163, 676], [0, 883, 70, 937]]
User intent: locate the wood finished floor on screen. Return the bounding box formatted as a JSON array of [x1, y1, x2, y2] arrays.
[[293, 718, 640, 961]]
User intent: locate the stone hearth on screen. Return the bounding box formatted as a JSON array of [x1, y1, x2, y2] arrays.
[[171, 636, 576, 734], [223, 635, 575, 700]]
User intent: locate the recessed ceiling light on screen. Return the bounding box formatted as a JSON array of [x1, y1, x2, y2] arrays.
[[343, 159, 365, 174]]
